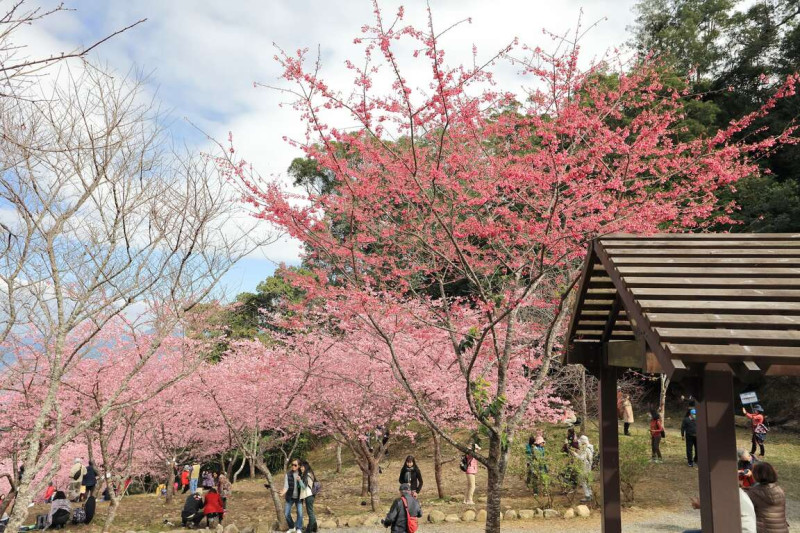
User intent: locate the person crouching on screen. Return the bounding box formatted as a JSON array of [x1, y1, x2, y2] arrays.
[[181, 491, 204, 529]]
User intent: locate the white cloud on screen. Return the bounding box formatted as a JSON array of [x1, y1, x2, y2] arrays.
[[17, 0, 639, 291]]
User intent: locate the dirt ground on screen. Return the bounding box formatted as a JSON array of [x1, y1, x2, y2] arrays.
[[26, 416, 800, 532]]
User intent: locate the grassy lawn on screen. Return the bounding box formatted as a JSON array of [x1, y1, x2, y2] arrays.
[[30, 414, 798, 532]]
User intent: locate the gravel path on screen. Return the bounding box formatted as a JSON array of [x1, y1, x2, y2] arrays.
[[342, 499, 800, 532]]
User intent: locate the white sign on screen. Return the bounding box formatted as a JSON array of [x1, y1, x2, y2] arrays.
[[740, 391, 759, 405]]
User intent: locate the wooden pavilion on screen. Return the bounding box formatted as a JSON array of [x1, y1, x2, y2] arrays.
[[564, 233, 800, 533]]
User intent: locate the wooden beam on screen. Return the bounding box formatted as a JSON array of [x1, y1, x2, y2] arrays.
[[696, 364, 741, 533], [637, 300, 800, 314], [601, 293, 622, 342], [565, 341, 602, 366], [564, 244, 601, 358], [598, 366, 621, 533], [594, 241, 686, 381], [632, 288, 800, 299], [729, 360, 762, 383]]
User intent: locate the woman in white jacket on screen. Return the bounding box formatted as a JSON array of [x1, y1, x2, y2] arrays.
[[571, 435, 594, 503]]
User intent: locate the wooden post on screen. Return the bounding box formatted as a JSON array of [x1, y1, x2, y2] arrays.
[[598, 365, 621, 533], [696, 363, 741, 533]]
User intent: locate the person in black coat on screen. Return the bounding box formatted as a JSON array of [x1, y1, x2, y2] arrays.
[[398, 456, 423, 496], [681, 408, 698, 467], [381, 484, 422, 533], [82, 461, 97, 500], [181, 492, 205, 528]]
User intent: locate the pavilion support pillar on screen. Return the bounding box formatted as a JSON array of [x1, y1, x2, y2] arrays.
[[696, 363, 740, 533], [598, 365, 621, 533]]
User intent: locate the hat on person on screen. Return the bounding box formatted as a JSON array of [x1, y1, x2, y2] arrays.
[[690, 408, 696, 416], [399, 483, 411, 492], [754, 404, 764, 413], [534, 436, 545, 446], [578, 435, 590, 445]]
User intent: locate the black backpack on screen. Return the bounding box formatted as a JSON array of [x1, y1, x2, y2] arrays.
[[459, 455, 469, 472]]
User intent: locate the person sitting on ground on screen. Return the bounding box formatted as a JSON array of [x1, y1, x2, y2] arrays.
[[70, 494, 96, 525], [381, 484, 422, 533], [738, 449, 759, 488], [202, 488, 225, 526], [398, 456, 423, 497], [181, 491, 205, 529], [44, 491, 71, 530], [41, 482, 56, 504], [746, 462, 789, 533]]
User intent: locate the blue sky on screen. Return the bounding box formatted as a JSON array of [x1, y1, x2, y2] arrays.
[[22, 0, 639, 299]]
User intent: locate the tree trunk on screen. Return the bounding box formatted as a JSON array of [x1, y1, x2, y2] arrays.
[[249, 458, 256, 479], [483, 432, 507, 533], [0, 488, 16, 517], [361, 470, 369, 498], [102, 491, 122, 533], [432, 430, 445, 499], [659, 374, 670, 422], [6, 484, 34, 533], [165, 460, 175, 504], [580, 367, 588, 435], [233, 454, 246, 483], [255, 458, 289, 531], [368, 461, 380, 512], [335, 444, 342, 474]]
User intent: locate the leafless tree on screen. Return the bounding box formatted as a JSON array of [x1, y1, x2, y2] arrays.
[[0, 64, 275, 530]]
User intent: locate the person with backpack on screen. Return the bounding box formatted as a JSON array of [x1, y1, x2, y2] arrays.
[[68, 459, 86, 502], [461, 445, 479, 505], [44, 491, 71, 529], [381, 483, 422, 533], [681, 408, 698, 467], [298, 461, 318, 533], [398, 456, 423, 497], [280, 459, 303, 532], [743, 404, 768, 457]]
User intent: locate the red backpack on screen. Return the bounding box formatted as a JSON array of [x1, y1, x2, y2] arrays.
[[401, 496, 418, 533]]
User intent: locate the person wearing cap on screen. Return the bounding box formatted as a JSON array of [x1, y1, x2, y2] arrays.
[[742, 404, 767, 457], [525, 435, 548, 495], [681, 408, 698, 467], [381, 483, 422, 533]]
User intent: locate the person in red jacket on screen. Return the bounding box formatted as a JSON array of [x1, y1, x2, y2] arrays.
[[202, 488, 225, 526], [743, 404, 767, 457], [649, 411, 664, 463], [181, 467, 191, 494]]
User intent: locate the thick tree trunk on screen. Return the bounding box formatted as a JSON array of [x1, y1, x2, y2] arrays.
[[361, 470, 369, 498], [368, 463, 380, 512], [432, 430, 445, 499], [483, 432, 507, 533], [0, 488, 16, 517], [249, 458, 256, 479], [6, 485, 34, 532], [165, 460, 175, 504], [335, 444, 342, 474]]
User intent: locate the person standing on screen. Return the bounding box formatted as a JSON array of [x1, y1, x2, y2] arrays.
[[745, 462, 789, 533], [381, 484, 422, 533], [82, 461, 97, 500], [190, 463, 201, 494], [298, 461, 317, 533], [462, 447, 479, 505], [681, 409, 698, 467], [69, 459, 86, 502], [398, 456, 423, 497], [202, 470, 214, 490], [622, 394, 634, 436], [181, 466, 191, 494], [649, 411, 664, 463], [217, 473, 232, 508], [571, 435, 594, 503], [281, 460, 303, 532], [526, 436, 547, 495], [743, 405, 768, 457]]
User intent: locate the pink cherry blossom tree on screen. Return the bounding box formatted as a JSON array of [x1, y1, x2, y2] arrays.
[[229, 4, 799, 530]]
